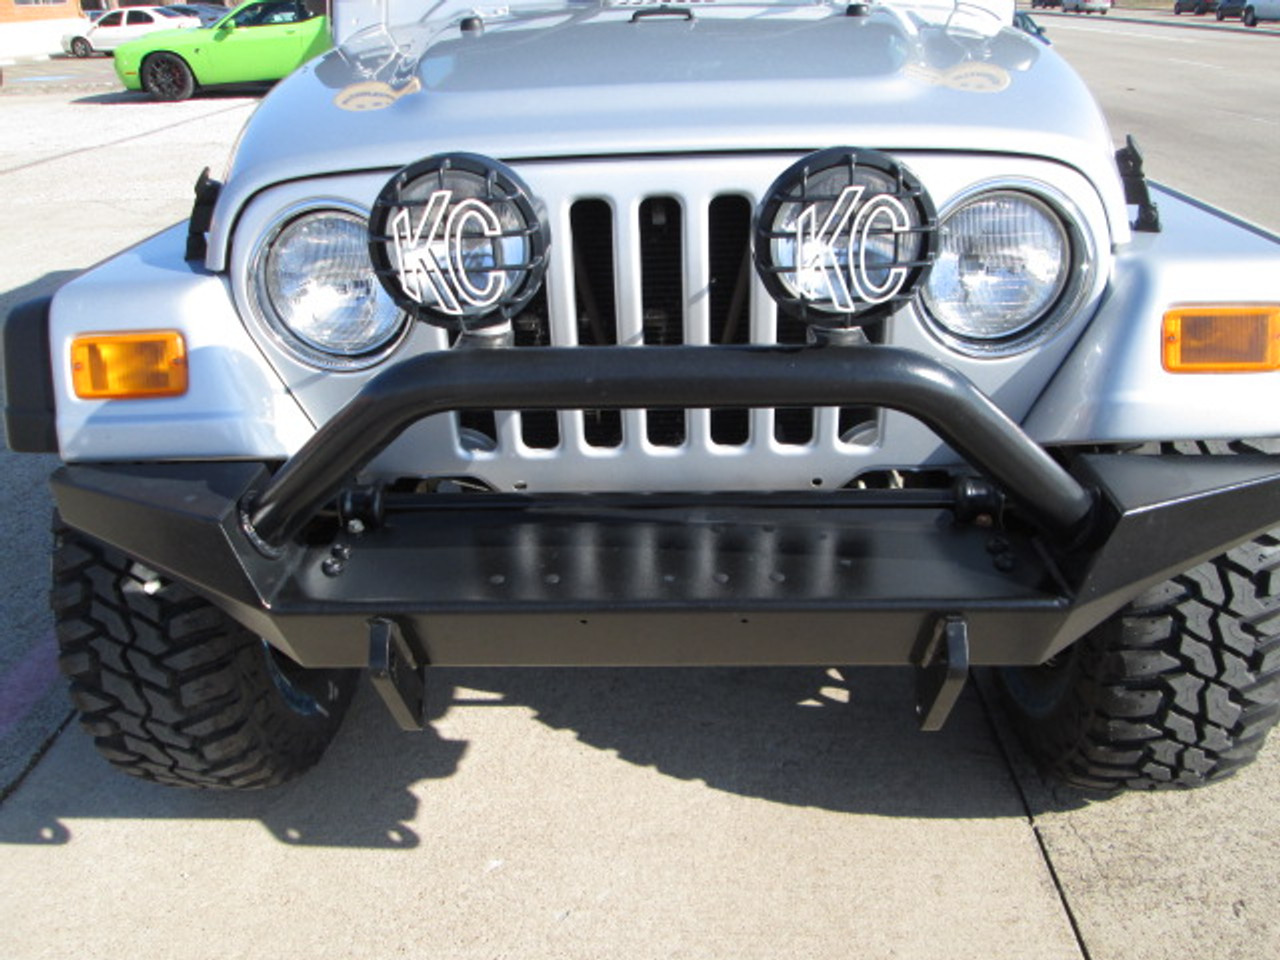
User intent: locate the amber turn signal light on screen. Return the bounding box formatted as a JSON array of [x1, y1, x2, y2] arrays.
[[71, 331, 188, 399], [1162, 306, 1280, 373]]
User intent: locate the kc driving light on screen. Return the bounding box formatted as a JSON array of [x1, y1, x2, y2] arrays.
[[754, 147, 936, 324], [368, 153, 549, 331], [253, 207, 405, 370], [922, 191, 1071, 347]]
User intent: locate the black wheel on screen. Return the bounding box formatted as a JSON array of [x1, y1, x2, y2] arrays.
[[70, 37, 92, 58], [52, 520, 358, 789], [1244, 6, 1258, 24], [141, 52, 195, 101], [1217, 8, 1227, 18], [1000, 444, 1280, 791]]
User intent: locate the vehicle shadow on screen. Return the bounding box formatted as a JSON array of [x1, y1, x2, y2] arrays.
[[73, 86, 269, 106], [0, 664, 1089, 849]]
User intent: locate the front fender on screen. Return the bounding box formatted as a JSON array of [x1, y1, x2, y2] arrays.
[[46, 223, 315, 461], [1026, 184, 1280, 444]]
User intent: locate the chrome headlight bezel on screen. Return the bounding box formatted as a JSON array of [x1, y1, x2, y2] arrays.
[[919, 182, 1096, 357], [247, 201, 409, 371]]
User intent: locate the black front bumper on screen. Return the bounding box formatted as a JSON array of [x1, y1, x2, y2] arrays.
[[49, 453, 1280, 675], [37, 342, 1280, 675]]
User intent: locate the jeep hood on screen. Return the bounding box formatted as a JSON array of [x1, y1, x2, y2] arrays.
[[221, 1, 1116, 216]]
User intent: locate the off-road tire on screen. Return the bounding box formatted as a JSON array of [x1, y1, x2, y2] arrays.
[[1000, 444, 1280, 790], [52, 520, 358, 789]]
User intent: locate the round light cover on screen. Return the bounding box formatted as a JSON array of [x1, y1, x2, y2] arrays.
[[755, 147, 935, 324], [369, 153, 548, 331], [257, 209, 405, 367], [922, 191, 1070, 344]]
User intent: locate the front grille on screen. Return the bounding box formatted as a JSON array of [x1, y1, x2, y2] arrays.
[[455, 164, 880, 463]]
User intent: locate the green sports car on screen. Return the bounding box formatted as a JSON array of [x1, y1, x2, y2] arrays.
[[114, 0, 330, 101]]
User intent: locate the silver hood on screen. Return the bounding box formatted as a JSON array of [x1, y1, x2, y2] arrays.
[[217, 1, 1118, 237]]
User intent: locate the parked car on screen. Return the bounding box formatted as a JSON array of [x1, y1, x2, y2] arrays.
[[1063, 0, 1111, 12], [165, 3, 229, 26], [1217, 0, 1248, 17], [1174, 0, 1217, 12], [61, 6, 200, 58], [1241, 0, 1280, 24], [114, 0, 330, 101], [12, 0, 1280, 798]]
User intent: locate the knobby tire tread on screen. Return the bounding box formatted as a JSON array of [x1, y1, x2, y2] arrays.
[[1004, 440, 1280, 790], [52, 521, 356, 789]]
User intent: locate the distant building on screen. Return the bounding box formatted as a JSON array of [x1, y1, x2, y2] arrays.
[[0, 0, 99, 22]]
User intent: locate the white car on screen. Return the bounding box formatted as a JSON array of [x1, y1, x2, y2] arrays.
[[1063, 0, 1112, 11], [61, 6, 200, 58]]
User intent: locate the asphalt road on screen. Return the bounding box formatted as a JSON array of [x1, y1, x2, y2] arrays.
[[2, 14, 1280, 960], [1041, 9, 1280, 227]]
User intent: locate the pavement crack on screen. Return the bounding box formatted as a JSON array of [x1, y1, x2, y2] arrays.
[[0, 709, 73, 807], [973, 672, 1095, 960]]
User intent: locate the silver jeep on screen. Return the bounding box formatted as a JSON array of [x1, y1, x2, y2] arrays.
[[6, 0, 1280, 792]]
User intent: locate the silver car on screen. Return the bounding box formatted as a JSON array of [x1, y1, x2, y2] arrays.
[[9, 0, 1280, 795], [1242, 0, 1280, 24]]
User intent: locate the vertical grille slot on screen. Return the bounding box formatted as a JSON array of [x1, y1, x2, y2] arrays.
[[570, 199, 622, 447], [571, 200, 618, 347], [639, 197, 687, 447], [708, 195, 753, 446], [511, 285, 559, 449], [773, 299, 814, 446], [639, 197, 685, 347]]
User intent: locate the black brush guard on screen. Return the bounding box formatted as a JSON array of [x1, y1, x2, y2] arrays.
[[48, 344, 1280, 728]]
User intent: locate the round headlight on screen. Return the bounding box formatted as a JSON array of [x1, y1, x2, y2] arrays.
[[254, 208, 405, 369], [368, 153, 549, 331], [754, 147, 936, 325], [922, 191, 1070, 345]]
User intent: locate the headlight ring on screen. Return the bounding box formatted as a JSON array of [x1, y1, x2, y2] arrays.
[[249, 202, 408, 371], [920, 184, 1094, 356]]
